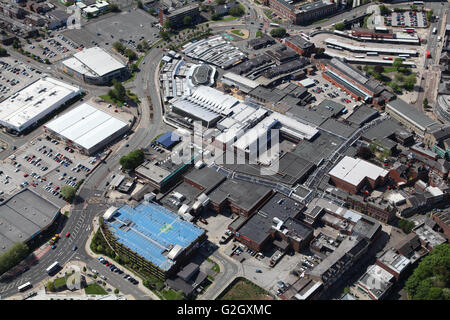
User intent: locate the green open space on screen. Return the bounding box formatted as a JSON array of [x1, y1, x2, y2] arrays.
[[218, 277, 271, 300]]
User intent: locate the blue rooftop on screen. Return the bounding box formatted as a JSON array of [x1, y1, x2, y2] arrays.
[[155, 132, 181, 149], [106, 202, 205, 271]]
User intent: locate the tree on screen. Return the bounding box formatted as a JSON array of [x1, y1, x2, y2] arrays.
[[270, 27, 286, 38], [83, 266, 87, 272], [427, 10, 433, 22], [374, 65, 384, 74], [131, 63, 139, 73], [404, 244, 450, 300], [393, 58, 404, 70], [183, 15, 192, 27], [114, 288, 119, 294], [149, 8, 156, 15], [112, 79, 126, 102], [256, 30, 262, 37], [163, 20, 172, 31], [334, 22, 345, 31], [137, 0, 143, 9], [61, 186, 76, 201], [0, 242, 29, 276], [229, 6, 245, 17], [211, 13, 221, 20], [12, 39, 21, 49], [119, 149, 145, 170], [0, 46, 6, 56], [124, 48, 137, 61], [379, 4, 390, 16], [395, 73, 405, 83], [403, 74, 416, 91], [356, 146, 374, 160], [423, 98, 428, 108], [46, 281, 55, 292], [216, 0, 226, 4], [159, 30, 171, 41], [398, 219, 415, 234], [110, 3, 119, 12], [113, 41, 126, 54]]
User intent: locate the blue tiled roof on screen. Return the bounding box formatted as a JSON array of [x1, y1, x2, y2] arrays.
[[106, 202, 205, 271]]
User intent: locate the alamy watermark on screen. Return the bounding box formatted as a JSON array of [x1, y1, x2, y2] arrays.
[[170, 121, 280, 175]]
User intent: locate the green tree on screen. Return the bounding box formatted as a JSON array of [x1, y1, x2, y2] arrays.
[[398, 219, 415, 234], [379, 4, 390, 16], [61, 185, 76, 201], [0, 46, 7, 56], [184, 15, 192, 27], [110, 3, 119, 12], [403, 74, 416, 91], [256, 30, 262, 37], [113, 41, 126, 54], [83, 266, 87, 272], [393, 58, 404, 71], [374, 65, 384, 74], [12, 39, 21, 49], [137, 0, 143, 9], [426, 10, 433, 22], [229, 6, 245, 17], [159, 30, 171, 41], [114, 288, 119, 294], [211, 13, 221, 20], [423, 98, 428, 108], [46, 281, 55, 292], [404, 244, 450, 300], [270, 27, 286, 38], [163, 20, 172, 31], [119, 149, 145, 170], [334, 22, 345, 31], [0, 242, 29, 276], [216, 0, 226, 4], [124, 48, 137, 61], [390, 82, 401, 94], [395, 73, 405, 83], [112, 79, 126, 102]]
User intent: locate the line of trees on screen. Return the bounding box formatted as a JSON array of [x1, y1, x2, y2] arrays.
[[112, 41, 137, 62], [270, 27, 286, 38], [0, 242, 29, 276]]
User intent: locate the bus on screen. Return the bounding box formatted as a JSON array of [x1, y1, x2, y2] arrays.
[[432, 27, 437, 34], [354, 55, 365, 58], [375, 26, 389, 33], [334, 46, 343, 51], [383, 56, 393, 60], [46, 261, 60, 275], [367, 52, 378, 56], [413, 1, 424, 5], [270, 23, 280, 28], [399, 54, 410, 58], [18, 282, 32, 292]]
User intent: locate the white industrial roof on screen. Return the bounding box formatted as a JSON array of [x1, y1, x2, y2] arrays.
[[103, 206, 118, 220], [0, 77, 81, 131], [328, 156, 388, 186], [222, 72, 259, 89], [45, 103, 128, 150], [325, 38, 417, 55], [62, 47, 125, 78], [298, 78, 315, 87]]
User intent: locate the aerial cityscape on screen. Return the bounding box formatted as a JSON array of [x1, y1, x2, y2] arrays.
[[0, 0, 449, 305]]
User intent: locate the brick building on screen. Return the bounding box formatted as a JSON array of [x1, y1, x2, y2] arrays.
[[285, 36, 315, 56]]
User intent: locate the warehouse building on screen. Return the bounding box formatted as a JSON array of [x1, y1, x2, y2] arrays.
[[102, 202, 206, 280], [235, 193, 311, 252], [44, 103, 129, 155], [385, 98, 441, 137], [317, 58, 389, 105], [0, 189, 61, 254], [61, 47, 127, 85], [0, 77, 81, 134], [285, 36, 315, 56], [376, 248, 411, 280], [328, 156, 389, 195], [247, 34, 276, 50]]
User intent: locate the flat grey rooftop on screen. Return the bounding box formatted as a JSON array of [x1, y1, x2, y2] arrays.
[[346, 104, 379, 127], [0, 189, 60, 254]]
